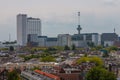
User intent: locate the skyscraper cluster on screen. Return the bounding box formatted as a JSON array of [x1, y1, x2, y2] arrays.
[[17, 13, 119, 47], [17, 14, 41, 46]]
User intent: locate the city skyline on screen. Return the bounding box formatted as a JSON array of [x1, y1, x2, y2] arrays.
[[0, 0, 120, 41]]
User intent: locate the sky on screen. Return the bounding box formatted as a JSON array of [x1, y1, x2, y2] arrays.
[[0, 0, 120, 41]]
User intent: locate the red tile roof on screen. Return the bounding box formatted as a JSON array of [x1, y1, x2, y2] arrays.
[[34, 70, 60, 80]]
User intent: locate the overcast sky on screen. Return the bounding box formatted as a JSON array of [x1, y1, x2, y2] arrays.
[[0, 0, 120, 41]]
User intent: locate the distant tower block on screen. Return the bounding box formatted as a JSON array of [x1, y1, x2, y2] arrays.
[[77, 12, 82, 34]]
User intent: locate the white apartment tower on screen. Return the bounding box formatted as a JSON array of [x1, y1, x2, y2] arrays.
[[17, 14, 41, 46]]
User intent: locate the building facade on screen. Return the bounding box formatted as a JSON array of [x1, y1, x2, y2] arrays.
[[38, 36, 47, 47], [17, 14, 41, 46], [27, 34, 38, 46], [71, 33, 100, 47], [101, 33, 118, 47], [27, 17, 41, 36], [17, 14, 27, 46], [58, 34, 71, 47], [46, 38, 58, 47]]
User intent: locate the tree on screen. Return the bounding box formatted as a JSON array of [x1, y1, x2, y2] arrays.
[[64, 45, 70, 50], [77, 56, 103, 67], [9, 46, 14, 51], [77, 57, 90, 63], [47, 47, 57, 51], [86, 67, 116, 80], [31, 66, 41, 71], [90, 56, 103, 66], [8, 70, 21, 80], [108, 46, 118, 52], [100, 49, 109, 57], [41, 52, 49, 57], [0, 48, 8, 51], [72, 44, 76, 50], [87, 42, 95, 47], [41, 56, 56, 62], [95, 45, 103, 50]]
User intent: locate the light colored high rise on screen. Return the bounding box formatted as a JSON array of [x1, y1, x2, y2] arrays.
[[58, 34, 71, 47], [17, 14, 41, 46], [17, 14, 27, 46], [27, 17, 41, 36]]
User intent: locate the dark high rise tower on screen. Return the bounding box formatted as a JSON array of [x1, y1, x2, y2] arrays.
[[77, 12, 82, 34]]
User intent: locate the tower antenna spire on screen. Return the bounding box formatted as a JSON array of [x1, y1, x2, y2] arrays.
[[77, 12, 82, 34], [9, 33, 11, 42], [114, 27, 116, 33]]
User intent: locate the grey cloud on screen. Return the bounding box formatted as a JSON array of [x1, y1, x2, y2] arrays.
[[103, 0, 119, 6]]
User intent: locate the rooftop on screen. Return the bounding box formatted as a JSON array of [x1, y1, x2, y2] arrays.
[[35, 70, 60, 80]]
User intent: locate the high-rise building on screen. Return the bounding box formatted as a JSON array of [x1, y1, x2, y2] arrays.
[[17, 14, 41, 46], [27, 17, 41, 36], [17, 14, 27, 46]]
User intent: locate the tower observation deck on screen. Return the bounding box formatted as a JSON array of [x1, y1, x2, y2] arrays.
[[77, 12, 82, 34]]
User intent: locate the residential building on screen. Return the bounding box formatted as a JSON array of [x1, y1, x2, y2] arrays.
[[35, 70, 60, 80], [21, 70, 60, 80], [114, 41, 120, 48], [2, 62, 56, 70]]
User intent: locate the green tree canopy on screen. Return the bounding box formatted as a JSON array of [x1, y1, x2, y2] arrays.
[[77, 56, 103, 66], [9, 46, 14, 51], [41, 56, 56, 62], [20, 54, 41, 61], [72, 44, 76, 50], [95, 45, 103, 50], [64, 45, 70, 50], [86, 67, 116, 80], [87, 42, 95, 47], [107, 46, 118, 52], [0, 48, 8, 51], [8, 70, 21, 80]]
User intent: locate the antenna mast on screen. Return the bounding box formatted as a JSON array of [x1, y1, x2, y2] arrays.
[[77, 12, 82, 34], [9, 33, 11, 42], [114, 28, 116, 33]]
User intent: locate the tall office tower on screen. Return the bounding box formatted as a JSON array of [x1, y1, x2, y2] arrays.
[[17, 14, 41, 46], [17, 14, 27, 46]]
